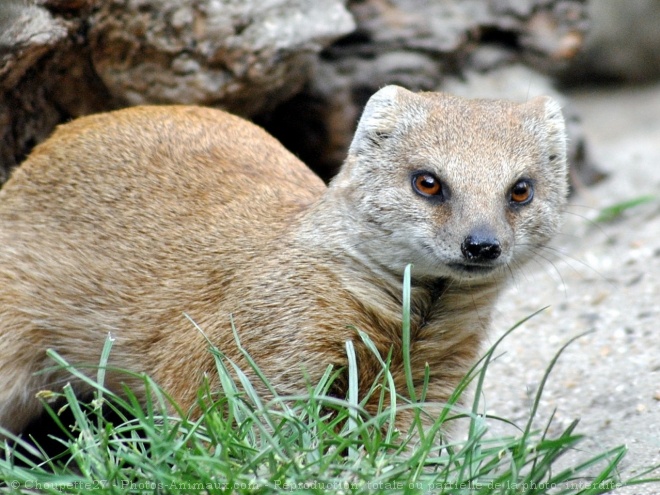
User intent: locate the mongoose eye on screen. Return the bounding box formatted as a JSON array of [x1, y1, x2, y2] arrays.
[[510, 179, 534, 205], [412, 172, 443, 198]]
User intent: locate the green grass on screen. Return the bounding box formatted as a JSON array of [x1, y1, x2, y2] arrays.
[[594, 195, 657, 223], [1, 267, 658, 494]]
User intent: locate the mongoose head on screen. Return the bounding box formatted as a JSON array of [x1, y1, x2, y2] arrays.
[[329, 85, 568, 283]]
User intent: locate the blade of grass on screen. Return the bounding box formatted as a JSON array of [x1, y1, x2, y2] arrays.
[[355, 328, 398, 443], [521, 330, 595, 445], [345, 339, 359, 460], [401, 264, 426, 443], [594, 195, 656, 223]]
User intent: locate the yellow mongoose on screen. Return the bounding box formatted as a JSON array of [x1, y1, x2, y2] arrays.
[[0, 86, 568, 435]]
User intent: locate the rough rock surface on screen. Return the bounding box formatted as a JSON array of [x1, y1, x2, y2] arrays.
[[88, 0, 355, 113], [0, 0, 354, 177], [484, 83, 660, 493], [0, 2, 98, 184]]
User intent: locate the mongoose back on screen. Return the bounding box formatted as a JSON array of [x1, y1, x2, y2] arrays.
[[0, 86, 568, 435]]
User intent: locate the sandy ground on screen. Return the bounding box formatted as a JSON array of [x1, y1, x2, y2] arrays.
[[483, 83, 660, 493]]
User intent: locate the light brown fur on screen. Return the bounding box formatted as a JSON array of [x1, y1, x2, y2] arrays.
[[0, 86, 568, 435]]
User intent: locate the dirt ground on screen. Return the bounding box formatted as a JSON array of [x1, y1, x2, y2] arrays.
[[483, 83, 660, 493]]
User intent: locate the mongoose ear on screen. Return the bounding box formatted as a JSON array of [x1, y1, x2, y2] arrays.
[[527, 96, 567, 167], [349, 85, 412, 155]]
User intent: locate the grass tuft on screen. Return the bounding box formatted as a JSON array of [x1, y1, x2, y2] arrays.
[[1, 267, 658, 494], [594, 195, 657, 223]]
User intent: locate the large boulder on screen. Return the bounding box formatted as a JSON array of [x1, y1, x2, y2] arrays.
[[0, 0, 354, 177], [88, 0, 355, 114]]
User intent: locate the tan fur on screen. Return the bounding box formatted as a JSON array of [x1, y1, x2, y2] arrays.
[[0, 86, 568, 435]]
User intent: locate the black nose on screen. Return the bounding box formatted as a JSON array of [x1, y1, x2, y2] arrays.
[[461, 234, 501, 261]]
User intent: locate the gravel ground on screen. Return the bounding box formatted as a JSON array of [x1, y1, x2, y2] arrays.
[[483, 83, 660, 494]]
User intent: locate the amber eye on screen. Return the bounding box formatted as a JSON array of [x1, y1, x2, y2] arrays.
[[412, 172, 443, 198], [510, 179, 534, 205]]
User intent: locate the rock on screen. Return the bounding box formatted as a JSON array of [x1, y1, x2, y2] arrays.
[[88, 0, 355, 115], [0, 4, 68, 89], [0, 0, 354, 180], [0, 1, 93, 183]]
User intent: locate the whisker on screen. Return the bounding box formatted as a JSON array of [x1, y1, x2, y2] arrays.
[[505, 255, 571, 311], [562, 210, 611, 237], [564, 202, 602, 212], [525, 247, 568, 298], [535, 245, 612, 285]]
